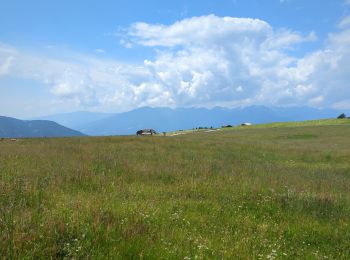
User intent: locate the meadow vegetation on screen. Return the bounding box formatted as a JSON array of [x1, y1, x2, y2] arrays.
[[1, 119, 350, 259]]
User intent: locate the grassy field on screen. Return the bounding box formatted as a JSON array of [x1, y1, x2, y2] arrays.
[[1, 119, 350, 259]]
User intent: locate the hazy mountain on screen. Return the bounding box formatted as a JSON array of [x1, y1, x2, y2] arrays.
[[73, 106, 342, 136], [37, 111, 113, 129], [0, 116, 85, 138]]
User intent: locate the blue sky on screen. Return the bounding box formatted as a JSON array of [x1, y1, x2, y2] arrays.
[[1, 0, 350, 118]]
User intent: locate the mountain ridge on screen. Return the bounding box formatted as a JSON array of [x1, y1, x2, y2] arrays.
[[0, 116, 85, 138], [37, 106, 345, 136]]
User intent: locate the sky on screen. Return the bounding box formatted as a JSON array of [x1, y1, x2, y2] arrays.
[[1, 0, 350, 118]]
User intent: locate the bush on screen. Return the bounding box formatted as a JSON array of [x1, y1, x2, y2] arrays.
[[337, 113, 346, 119]]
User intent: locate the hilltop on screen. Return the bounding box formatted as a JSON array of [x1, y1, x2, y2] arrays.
[[0, 116, 85, 138], [165, 118, 350, 136]]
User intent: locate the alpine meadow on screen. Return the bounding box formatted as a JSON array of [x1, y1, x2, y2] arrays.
[[2, 0, 350, 259], [1, 119, 350, 258]]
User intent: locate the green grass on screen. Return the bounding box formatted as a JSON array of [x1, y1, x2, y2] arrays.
[[227, 118, 350, 130], [1, 119, 350, 259]]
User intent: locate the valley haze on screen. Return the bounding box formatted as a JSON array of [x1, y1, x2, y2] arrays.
[[38, 106, 347, 136]]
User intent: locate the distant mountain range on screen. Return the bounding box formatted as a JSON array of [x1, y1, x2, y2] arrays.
[[37, 106, 346, 136], [38, 111, 113, 130], [0, 116, 85, 138]]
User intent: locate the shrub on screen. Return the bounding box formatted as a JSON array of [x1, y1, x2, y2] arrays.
[[337, 113, 346, 119]]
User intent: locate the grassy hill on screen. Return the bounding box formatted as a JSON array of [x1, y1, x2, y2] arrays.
[[1, 119, 350, 258], [0, 116, 85, 138]]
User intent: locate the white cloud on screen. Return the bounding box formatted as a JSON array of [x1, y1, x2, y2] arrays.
[[126, 15, 324, 107], [0, 56, 14, 76], [339, 16, 350, 29], [0, 45, 17, 76], [308, 95, 324, 106], [119, 39, 133, 48], [1, 15, 350, 113], [129, 15, 272, 47], [332, 99, 350, 109], [95, 48, 105, 53], [236, 86, 244, 92]]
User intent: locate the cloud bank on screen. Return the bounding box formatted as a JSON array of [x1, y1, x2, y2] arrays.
[[1, 15, 350, 113]]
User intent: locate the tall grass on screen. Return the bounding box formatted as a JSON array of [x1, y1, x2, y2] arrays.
[[1, 122, 350, 258]]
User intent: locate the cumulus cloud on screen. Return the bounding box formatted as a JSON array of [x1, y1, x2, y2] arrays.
[[126, 15, 325, 107], [0, 44, 171, 111], [1, 15, 350, 112], [129, 16, 272, 47], [128, 15, 315, 49]]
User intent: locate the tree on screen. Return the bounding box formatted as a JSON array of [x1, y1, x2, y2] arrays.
[[337, 113, 346, 119]]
